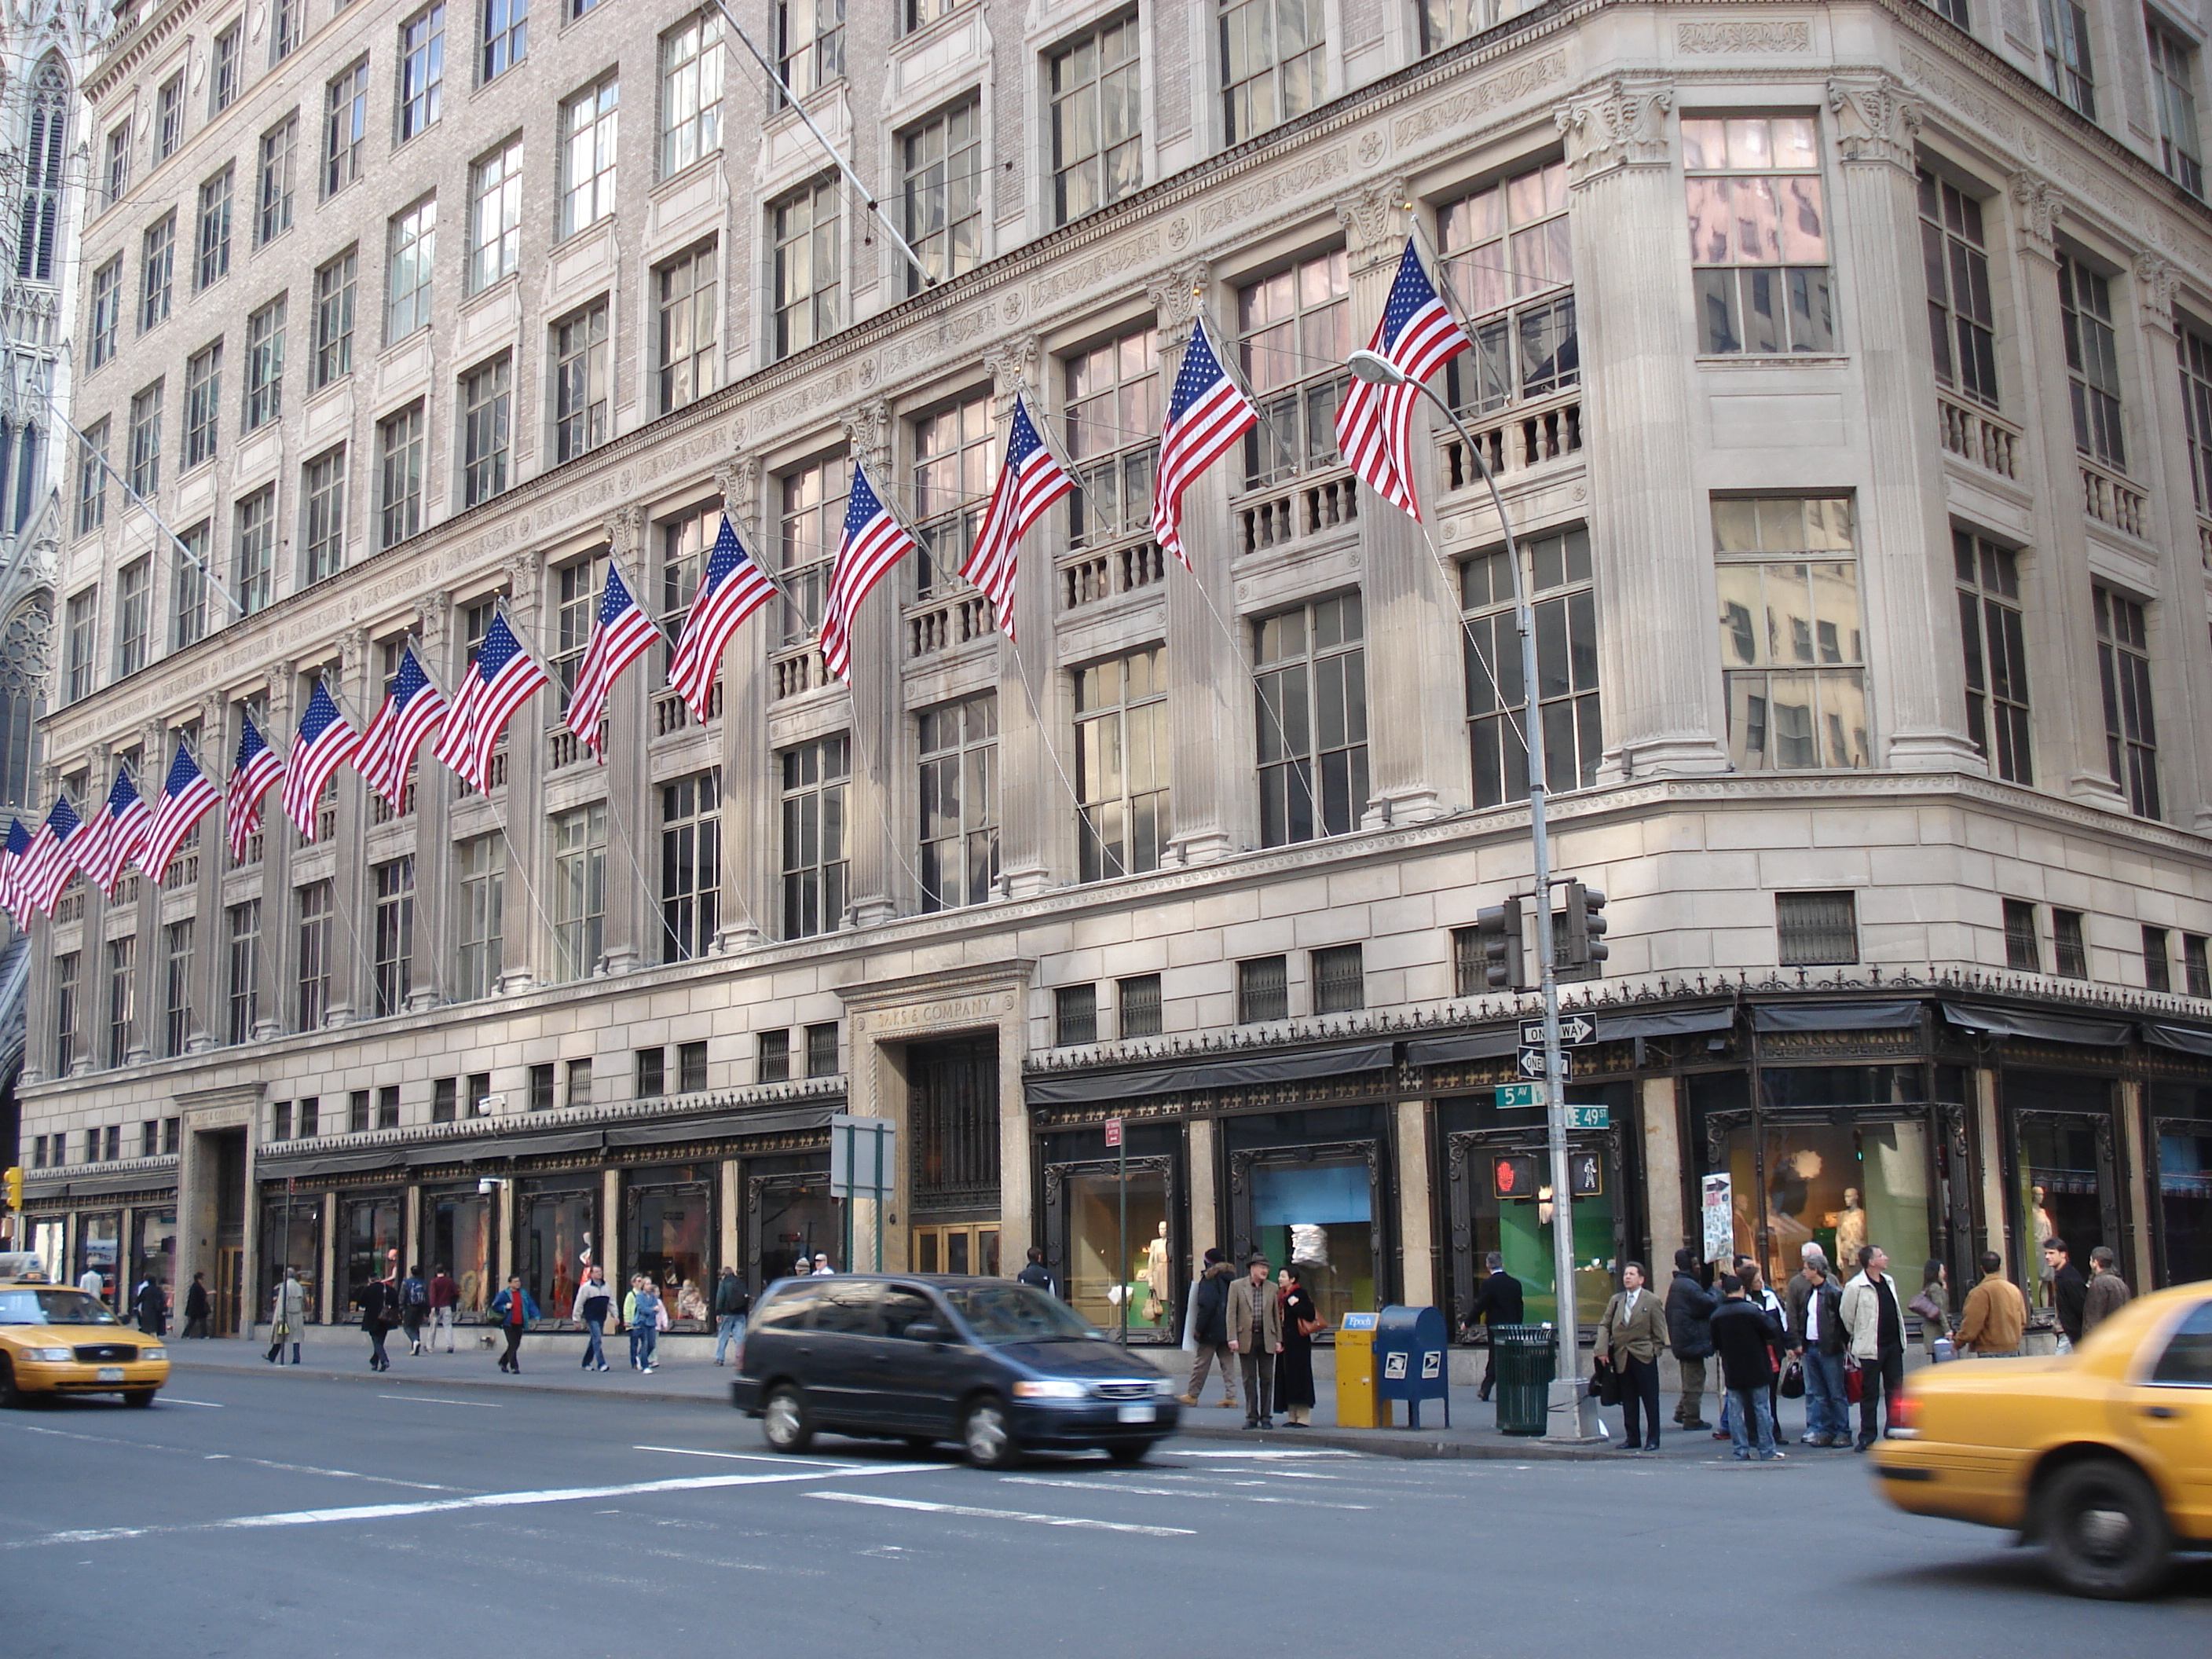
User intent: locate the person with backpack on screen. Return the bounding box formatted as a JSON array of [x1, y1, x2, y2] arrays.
[[712, 1266, 752, 1365], [1016, 1245, 1056, 1298], [397, 1264, 430, 1356], [572, 1265, 615, 1372]]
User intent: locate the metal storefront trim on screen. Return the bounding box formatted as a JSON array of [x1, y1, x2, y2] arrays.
[[1938, 1003, 2131, 1047], [604, 1104, 836, 1147], [1025, 1040, 1395, 1104], [1751, 1000, 1923, 1033], [1595, 1007, 1737, 1042], [405, 1129, 608, 1166], [258, 1148, 412, 1181], [22, 1170, 178, 1200]]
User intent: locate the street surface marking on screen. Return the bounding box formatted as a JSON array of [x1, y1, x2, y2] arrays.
[[0, 1421, 456, 1489], [1001, 1474, 1369, 1510], [806, 1491, 1192, 1537], [632, 1445, 855, 1466], [159, 1398, 225, 1407], [1172, 1448, 1356, 1459], [377, 1394, 504, 1408]]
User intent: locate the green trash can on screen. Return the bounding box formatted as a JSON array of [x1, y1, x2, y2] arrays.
[[1491, 1324, 1556, 1435]]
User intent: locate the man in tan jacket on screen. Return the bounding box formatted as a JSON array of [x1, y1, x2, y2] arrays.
[[1225, 1254, 1284, 1430], [1595, 1261, 1669, 1452], [1954, 1251, 2027, 1357]]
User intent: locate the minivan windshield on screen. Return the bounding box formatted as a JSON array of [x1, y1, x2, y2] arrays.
[[941, 1284, 1102, 1346], [0, 1288, 119, 1326]]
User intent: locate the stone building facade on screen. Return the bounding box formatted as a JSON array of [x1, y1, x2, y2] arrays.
[[18, 0, 2212, 1342]]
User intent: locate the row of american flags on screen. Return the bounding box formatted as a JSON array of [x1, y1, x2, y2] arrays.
[[1, 239, 1470, 932]]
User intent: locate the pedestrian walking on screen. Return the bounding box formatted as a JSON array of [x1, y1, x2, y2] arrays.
[[1788, 1253, 1849, 1446], [489, 1275, 537, 1373], [428, 1265, 460, 1351], [266, 1267, 304, 1364], [1910, 1259, 1950, 1362], [811, 1253, 835, 1276], [1953, 1252, 2027, 1357], [573, 1266, 615, 1371], [624, 1276, 665, 1371], [1459, 1251, 1524, 1404], [2045, 1238, 2089, 1350], [398, 1264, 430, 1355], [1595, 1262, 1668, 1452], [1665, 1248, 1718, 1430], [181, 1271, 211, 1339], [1274, 1264, 1320, 1426], [1840, 1245, 1906, 1451], [78, 1265, 104, 1303], [134, 1274, 168, 1336], [1225, 1253, 1283, 1430], [2081, 1247, 2133, 1335], [712, 1265, 751, 1364], [1016, 1245, 1056, 1296], [1178, 1250, 1239, 1409], [359, 1273, 397, 1372], [1710, 1266, 1785, 1461]]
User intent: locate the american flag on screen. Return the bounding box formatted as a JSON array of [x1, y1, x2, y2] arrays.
[[78, 764, 153, 895], [1150, 315, 1258, 569], [566, 563, 661, 759], [282, 679, 362, 840], [1335, 238, 1473, 520], [439, 611, 549, 792], [358, 644, 448, 807], [20, 797, 86, 917], [225, 712, 285, 862], [141, 740, 220, 884], [0, 817, 30, 923], [667, 515, 776, 723], [959, 395, 1074, 643], [819, 463, 920, 681]]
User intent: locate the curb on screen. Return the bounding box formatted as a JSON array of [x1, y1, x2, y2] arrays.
[[171, 1356, 720, 1410]]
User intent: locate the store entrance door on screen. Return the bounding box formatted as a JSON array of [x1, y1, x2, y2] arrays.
[[1448, 1130, 1624, 1332], [214, 1245, 243, 1337], [911, 1222, 1001, 1278]]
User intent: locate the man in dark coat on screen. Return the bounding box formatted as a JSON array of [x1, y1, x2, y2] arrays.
[[1709, 1268, 1785, 1461], [1459, 1253, 1525, 1402], [1666, 1247, 1718, 1430], [181, 1272, 211, 1339], [1178, 1250, 1238, 1410], [134, 1274, 168, 1336], [2045, 1238, 2090, 1347], [359, 1274, 397, 1372]]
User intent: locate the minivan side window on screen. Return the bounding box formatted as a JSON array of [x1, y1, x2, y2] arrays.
[[811, 1281, 880, 1334], [881, 1285, 939, 1339], [2150, 1301, 2212, 1386], [751, 1287, 816, 1332]]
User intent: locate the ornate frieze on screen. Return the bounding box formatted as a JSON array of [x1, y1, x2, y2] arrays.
[[1555, 80, 1675, 187]]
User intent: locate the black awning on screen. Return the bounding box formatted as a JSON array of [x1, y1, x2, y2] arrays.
[[1598, 1007, 1737, 1041], [26, 1169, 178, 1200], [1026, 1041, 1395, 1105], [258, 1147, 409, 1181], [2141, 1022, 2212, 1058], [1404, 1028, 1521, 1068], [405, 1128, 607, 1167], [1752, 1000, 1922, 1034], [605, 1104, 835, 1148], [1939, 1003, 2131, 1047]]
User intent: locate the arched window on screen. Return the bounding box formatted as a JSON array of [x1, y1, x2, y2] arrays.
[[0, 595, 53, 809], [11, 424, 36, 532], [17, 60, 71, 284]]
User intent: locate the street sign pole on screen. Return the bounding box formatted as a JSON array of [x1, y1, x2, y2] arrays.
[[872, 1121, 885, 1273]]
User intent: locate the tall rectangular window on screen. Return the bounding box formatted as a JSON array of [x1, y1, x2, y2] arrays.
[[1051, 13, 1141, 224], [65, 589, 95, 701], [901, 98, 981, 291], [373, 856, 415, 1015], [455, 833, 504, 1000], [106, 936, 137, 1068], [2144, 925, 2173, 994], [386, 198, 437, 342], [805, 1024, 839, 1078], [1254, 592, 1367, 845], [1055, 984, 1097, 1046], [379, 403, 425, 549], [1918, 167, 1998, 408], [659, 771, 720, 961], [469, 140, 523, 291], [2150, 13, 2203, 196], [655, 242, 716, 412], [76, 419, 108, 536], [1075, 646, 1168, 881], [2188, 935, 2212, 998], [770, 178, 840, 359], [1419, 0, 1497, 49], [462, 355, 511, 506], [658, 504, 716, 666], [399, 6, 446, 141], [226, 899, 260, 1044], [1238, 955, 1289, 1024], [1312, 943, 1364, 1013], [53, 950, 76, 1074], [484, 0, 529, 80], [660, 13, 723, 177], [196, 167, 233, 290], [140, 213, 174, 332], [114, 558, 149, 676], [1439, 158, 1576, 416], [776, 452, 848, 640], [1685, 115, 1833, 354], [104, 121, 130, 211], [127, 380, 163, 497], [549, 804, 606, 982], [183, 342, 222, 468], [2053, 908, 2089, 980], [1064, 325, 1158, 548], [257, 114, 296, 245], [173, 522, 208, 646], [325, 60, 368, 196], [302, 447, 346, 584], [2185, 324, 2212, 516], [90, 258, 120, 365], [296, 879, 331, 1031], [776, 0, 844, 100], [313, 249, 356, 388], [637, 1046, 665, 1097], [270, 0, 302, 63], [551, 555, 604, 699], [2060, 251, 2125, 469], [1715, 496, 1867, 771], [910, 393, 992, 597], [559, 77, 619, 237], [2095, 584, 2159, 818], [1777, 891, 1859, 966], [234, 485, 275, 613], [781, 735, 848, 939], [432, 1078, 456, 1122], [1463, 526, 1600, 806], [156, 74, 185, 163], [757, 1030, 791, 1082], [211, 23, 243, 115], [163, 920, 194, 1057], [1239, 249, 1350, 486], [2042, 0, 2097, 117], [1220, 0, 1324, 142], [244, 297, 285, 430], [917, 694, 998, 910], [553, 301, 610, 461], [1955, 532, 2031, 785]]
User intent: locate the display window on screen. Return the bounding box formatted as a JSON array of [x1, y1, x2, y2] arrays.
[[2004, 1069, 2119, 1306], [1048, 1158, 1174, 1339], [134, 1208, 177, 1297], [749, 1165, 833, 1283], [518, 1180, 598, 1321], [1451, 1133, 1620, 1330], [628, 1165, 714, 1328], [2155, 1119, 2212, 1286], [1716, 1118, 1932, 1286], [1236, 1148, 1379, 1331], [258, 1193, 323, 1320], [75, 1211, 119, 1303], [428, 1188, 495, 1317], [341, 1196, 402, 1316]]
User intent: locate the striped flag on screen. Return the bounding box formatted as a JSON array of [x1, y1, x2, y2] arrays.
[[1149, 316, 1258, 569], [819, 462, 921, 681], [0, 818, 31, 923], [282, 679, 363, 840], [141, 741, 220, 885], [566, 563, 661, 759], [20, 797, 86, 917], [358, 645, 448, 808], [440, 611, 549, 792], [1335, 238, 1473, 520], [666, 515, 775, 723], [960, 395, 1074, 643], [225, 712, 284, 862], [79, 764, 153, 895]]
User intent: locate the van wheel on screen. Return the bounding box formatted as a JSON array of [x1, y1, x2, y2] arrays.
[[762, 1386, 814, 1453], [0, 1357, 20, 1409], [962, 1398, 1020, 1469], [2042, 1458, 2172, 1599], [123, 1389, 158, 1408]]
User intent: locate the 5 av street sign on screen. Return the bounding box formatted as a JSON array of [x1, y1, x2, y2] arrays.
[[1521, 1015, 1598, 1048]]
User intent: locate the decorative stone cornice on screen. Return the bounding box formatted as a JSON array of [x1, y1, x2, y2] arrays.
[[2133, 251, 2180, 328], [602, 504, 646, 562], [1334, 177, 1409, 256], [981, 334, 1044, 412], [715, 455, 762, 533], [1826, 75, 1921, 170], [1555, 79, 1674, 186], [2009, 172, 2066, 254], [1143, 259, 1213, 347], [415, 591, 451, 647], [840, 398, 892, 474]]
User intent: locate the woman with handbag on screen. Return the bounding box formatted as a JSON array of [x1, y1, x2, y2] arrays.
[[1910, 1260, 1950, 1362], [1273, 1265, 1322, 1426], [1595, 1262, 1669, 1452]]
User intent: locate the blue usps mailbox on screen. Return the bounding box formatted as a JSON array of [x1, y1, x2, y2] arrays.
[[1373, 1304, 1450, 1429]]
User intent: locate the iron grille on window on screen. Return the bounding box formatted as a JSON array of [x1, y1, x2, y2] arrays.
[[1311, 944, 1364, 1013], [2003, 899, 2041, 973], [2053, 908, 2088, 980], [1776, 891, 1858, 966], [908, 1038, 997, 1207], [805, 1022, 840, 1077], [2144, 926, 2172, 994], [758, 1029, 791, 1082], [1239, 956, 1289, 1024], [2187, 935, 2212, 998], [1119, 974, 1162, 1038], [1055, 984, 1098, 1046]]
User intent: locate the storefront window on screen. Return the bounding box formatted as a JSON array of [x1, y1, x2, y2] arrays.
[[630, 1166, 713, 1328], [752, 1170, 833, 1283], [2006, 1069, 2116, 1306], [1060, 1164, 1171, 1338], [518, 1181, 596, 1320], [1720, 1117, 1931, 1287], [430, 1188, 494, 1316], [2156, 1120, 2212, 1287], [134, 1207, 178, 1298], [258, 1194, 322, 1320], [1248, 1157, 1373, 1331], [75, 1211, 119, 1303], [1465, 1142, 1615, 1330], [342, 1196, 402, 1317]]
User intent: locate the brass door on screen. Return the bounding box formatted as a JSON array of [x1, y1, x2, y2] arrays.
[[911, 1222, 1001, 1278]]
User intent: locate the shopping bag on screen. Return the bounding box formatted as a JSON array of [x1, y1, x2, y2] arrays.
[[1779, 1359, 1805, 1400]]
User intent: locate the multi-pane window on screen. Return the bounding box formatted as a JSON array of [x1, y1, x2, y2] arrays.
[[2095, 584, 2159, 818], [1075, 646, 1168, 881], [1064, 326, 1158, 547], [917, 694, 998, 911], [156, 75, 184, 163], [559, 77, 619, 237], [462, 355, 511, 507], [2042, 0, 2097, 117], [53, 951, 76, 1074], [76, 419, 107, 535], [16, 63, 66, 281], [244, 298, 284, 430], [1220, 0, 1324, 143], [386, 198, 437, 342], [549, 803, 606, 982], [1239, 249, 1350, 487], [553, 301, 610, 461], [1716, 496, 1866, 771], [656, 242, 717, 412], [1778, 892, 1859, 966], [1051, 14, 1141, 224], [469, 141, 523, 291], [400, 6, 446, 141], [1685, 115, 1833, 355], [455, 834, 504, 1000], [2146, 925, 2173, 993], [296, 879, 331, 1031], [1918, 168, 1998, 408], [1055, 984, 1097, 1046], [771, 177, 840, 357], [302, 447, 346, 584], [1254, 592, 1368, 846], [1419, 0, 1496, 49], [234, 486, 275, 613], [1238, 955, 1290, 1024], [660, 13, 723, 177], [173, 522, 208, 646], [485, 0, 529, 79], [657, 504, 715, 666], [2059, 252, 2125, 469], [140, 214, 174, 331], [196, 168, 233, 290], [659, 771, 720, 961], [64, 589, 94, 700], [2053, 908, 2089, 980], [902, 97, 981, 291], [379, 403, 425, 549], [183, 342, 222, 468], [313, 250, 355, 387], [270, 0, 302, 64], [163, 921, 194, 1057], [1463, 526, 1601, 807], [2184, 325, 2212, 522], [373, 856, 415, 1016], [106, 936, 137, 1068], [911, 394, 992, 597], [2150, 15, 2203, 196], [104, 121, 130, 211], [114, 559, 149, 676], [2188, 935, 2212, 998], [211, 22, 243, 115], [127, 381, 162, 497], [1313, 943, 1364, 1013], [1926, 0, 1969, 24], [257, 115, 296, 245], [551, 555, 606, 698], [776, 0, 844, 100], [1439, 159, 1576, 415], [781, 735, 848, 939], [776, 453, 846, 640], [225, 899, 260, 1044], [1955, 532, 2031, 785], [325, 60, 368, 196], [90, 258, 120, 365]]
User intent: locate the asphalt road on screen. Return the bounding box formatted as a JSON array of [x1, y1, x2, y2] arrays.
[[2, 1370, 2207, 1658]]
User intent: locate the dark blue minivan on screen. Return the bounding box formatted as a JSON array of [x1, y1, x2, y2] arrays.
[[731, 1275, 1181, 1467]]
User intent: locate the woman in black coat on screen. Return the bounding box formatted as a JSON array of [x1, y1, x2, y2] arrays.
[[1273, 1265, 1320, 1426]]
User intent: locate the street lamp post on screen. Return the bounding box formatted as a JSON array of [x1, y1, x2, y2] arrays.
[[1348, 348, 1601, 1441]]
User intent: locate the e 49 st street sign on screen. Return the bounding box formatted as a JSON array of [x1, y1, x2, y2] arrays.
[[1492, 1082, 1609, 1129]]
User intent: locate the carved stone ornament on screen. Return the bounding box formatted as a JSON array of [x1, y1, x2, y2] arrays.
[[2133, 251, 2180, 327], [840, 398, 892, 474], [1334, 178, 1408, 255], [981, 334, 1044, 400], [339, 626, 372, 673], [415, 590, 452, 646], [1555, 80, 1675, 186], [500, 548, 539, 612], [267, 660, 296, 717], [715, 455, 761, 529], [1826, 75, 1921, 170], [2009, 172, 2065, 253], [602, 504, 646, 561], [1143, 259, 1214, 346]]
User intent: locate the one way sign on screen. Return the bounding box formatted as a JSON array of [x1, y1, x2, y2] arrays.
[[1521, 1015, 1598, 1048], [1516, 1047, 1575, 1079]]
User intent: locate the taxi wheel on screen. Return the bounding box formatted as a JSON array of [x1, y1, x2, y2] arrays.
[[2042, 1458, 2173, 1599], [761, 1385, 814, 1453], [123, 1390, 158, 1408], [962, 1397, 1020, 1470], [0, 1357, 20, 1409]]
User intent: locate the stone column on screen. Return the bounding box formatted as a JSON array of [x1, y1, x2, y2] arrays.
[[599, 507, 650, 976], [714, 456, 772, 950], [1393, 1098, 1435, 1306], [1639, 1075, 1683, 1259], [255, 665, 295, 1040], [840, 400, 901, 925], [408, 595, 454, 1007], [1558, 78, 1730, 778], [1187, 1117, 1219, 1257], [983, 333, 1060, 896]]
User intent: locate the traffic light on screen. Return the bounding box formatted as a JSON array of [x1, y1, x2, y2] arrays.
[[1476, 899, 1526, 991], [4, 1166, 21, 1210], [1564, 881, 1610, 971]]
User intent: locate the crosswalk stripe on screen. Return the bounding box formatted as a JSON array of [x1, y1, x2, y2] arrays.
[[807, 1490, 1193, 1536]]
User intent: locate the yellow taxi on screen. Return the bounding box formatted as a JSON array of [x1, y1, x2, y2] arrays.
[[0, 1261, 170, 1408], [1873, 1280, 2212, 1598]]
